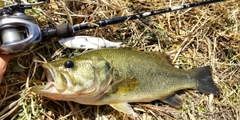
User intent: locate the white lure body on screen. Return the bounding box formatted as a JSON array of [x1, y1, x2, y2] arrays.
[[59, 36, 122, 49]]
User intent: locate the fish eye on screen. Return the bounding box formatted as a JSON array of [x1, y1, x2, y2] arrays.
[[64, 60, 74, 68]]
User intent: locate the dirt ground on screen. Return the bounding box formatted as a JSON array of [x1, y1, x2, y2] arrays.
[[0, 0, 239, 119]]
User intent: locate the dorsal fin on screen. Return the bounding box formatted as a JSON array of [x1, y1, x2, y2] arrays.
[[151, 52, 172, 65]]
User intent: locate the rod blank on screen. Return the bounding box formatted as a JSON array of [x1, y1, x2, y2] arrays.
[[72, 0, 225, 32]]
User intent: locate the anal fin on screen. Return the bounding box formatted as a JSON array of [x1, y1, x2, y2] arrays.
[[109, 102, 134, 114], [161, 94, 182, 108]]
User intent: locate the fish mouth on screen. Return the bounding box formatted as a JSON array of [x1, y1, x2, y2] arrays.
[[45, 66, 54, 83], [31, 64, 110, 102], [31, 64, 72, 100]]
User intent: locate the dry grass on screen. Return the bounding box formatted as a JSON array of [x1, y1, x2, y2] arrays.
[[0, 0, 239, 119]]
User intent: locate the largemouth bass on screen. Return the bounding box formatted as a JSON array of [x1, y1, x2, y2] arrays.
[[31, 48, 220, 114]]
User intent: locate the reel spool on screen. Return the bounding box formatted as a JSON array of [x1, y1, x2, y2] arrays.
[[0, 2, 42, 54]]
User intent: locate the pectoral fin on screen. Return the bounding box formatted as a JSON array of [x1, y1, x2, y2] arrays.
[[109, 102, 134, 114], [111, 77, 139, 94], [161, 94, 182, 108]]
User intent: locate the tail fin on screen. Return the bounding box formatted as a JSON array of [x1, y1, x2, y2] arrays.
[[194, 66, 221, 95]]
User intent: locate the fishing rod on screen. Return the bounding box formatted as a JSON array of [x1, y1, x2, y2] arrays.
[[0, 0, 225, 54], [42, 0, 225, 37]]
